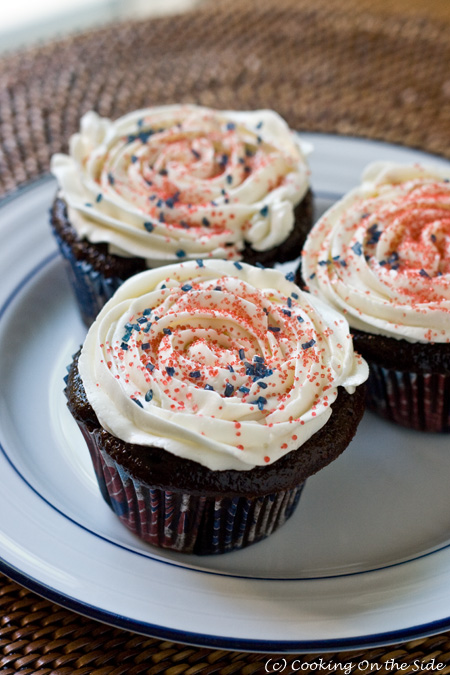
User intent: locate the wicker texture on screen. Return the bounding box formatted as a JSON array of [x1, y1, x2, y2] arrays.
[[1, 0, 450, 668]]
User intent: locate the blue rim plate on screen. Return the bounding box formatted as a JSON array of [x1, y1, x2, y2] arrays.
[[1, 134, 450, 653]]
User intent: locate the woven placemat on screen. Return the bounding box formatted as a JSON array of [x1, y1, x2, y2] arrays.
[[1, 0, 450, 670]]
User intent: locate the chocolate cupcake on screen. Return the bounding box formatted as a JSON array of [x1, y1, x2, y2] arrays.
[[50, 105, 313, 326], [66, 260, 367, 554], [301, 161, 450, 432]]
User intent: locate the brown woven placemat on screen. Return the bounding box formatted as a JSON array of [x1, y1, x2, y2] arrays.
[[1, 0, 450, 670]]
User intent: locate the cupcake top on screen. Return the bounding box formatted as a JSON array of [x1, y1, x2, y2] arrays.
[[78, 260, 367, 471], [302, 162, 450, 344], [51, 104, 310, 265]]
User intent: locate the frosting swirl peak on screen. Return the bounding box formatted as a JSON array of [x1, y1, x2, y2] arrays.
[[302, 162, 450, 343], [78, 261, 367, 471], [51, 105, 310, 264]]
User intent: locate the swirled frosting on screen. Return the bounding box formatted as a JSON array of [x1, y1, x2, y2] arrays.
[[78, 260, 367, 471], [51, 105, 310, 264], [302, 162, 450, 343]]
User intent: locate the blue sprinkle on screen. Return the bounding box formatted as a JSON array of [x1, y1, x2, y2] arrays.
[[137, 317, 147, 324], [253, 356, 264, 364], [176, 250, 186, 258], [251, 396, 267, 410], [146, 362, 155, 371], [137, 118, 144, 128], [221, 189, 227, 195], [190, 371, 201, 378], [420, 268, 430, 278], [233, 261, 243, 270], [196, 259, 204, 267], [144, 221, 154, 232], [238, 157, 245, 164], [226, 175, 233, 185], [166, 366, 175, 377], [227, 365, 234, 372], [132, 398, 143, 408], [260, 205, 269, 217], [163, 328, 172, 335], [202, 217, 210, 227], [318, 260, 331, 266], [191, 148, 201, 159], [351, 241, 363, 256], [367, 230, 381, 245], [332, 255, 341, 261], [379, 260, 386, 266], [122, 333, 131, 342], [131, 155, 138, 164], [161, 285, 166, 289], [255, 262, 265, 269], [165, 197, 175, 208], [256, 135, 262, 144], [84, 202, 92, 207], [143, 308, 152, 316], [204, 384, 214, 391], [238, 349, 245, 360], [239, 386, 250, 394], [226, 122, 236, 130], [107, 173, 114, 185], [257, 381, 268, 389], [245, 148, 254, 157], [149, 195, 156, 201], [387, 252, 399, 264], [159, 212, 165, 223], [291, 292, 299, 299], [297, 316, 304, 323], [120, 342, 129, 351], [141, 343, 150, 351], [224, 383, 234, 397], [287, 297, 292, 308], [262, 307, 269, 315], [181, 284, 193, 292], [156, 199, 164, 208], [214, 286, 222, 291], [285, 271, 295, 282], [268, 326, 280, 332], [302, 339, 316, 350], [340, 260, 347, 267], [145, 389, 153, 402], [256, 121, 263, 129], [391, 264, 400, 271], [159, 168, 168, 176], [144, 323, 152, 332], [180, 221, 190, 229], [430, 234, 437, 243], [282, 309, 291, 316]]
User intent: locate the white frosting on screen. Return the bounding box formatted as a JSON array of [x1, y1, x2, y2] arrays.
[[78, 261, 368, 471], [51, 105, 310, 264], [302, 162, 450, 343]]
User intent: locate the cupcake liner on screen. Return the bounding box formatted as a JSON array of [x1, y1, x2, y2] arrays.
[[52, 227, 123, 326], [365, 363, 450, 432], [81, 424, 304, 555]]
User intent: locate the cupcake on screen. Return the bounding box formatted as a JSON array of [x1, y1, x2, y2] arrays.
[[301, 162, 450, 432], [51, 104, 313, 326], [65, 260, 367, 554]]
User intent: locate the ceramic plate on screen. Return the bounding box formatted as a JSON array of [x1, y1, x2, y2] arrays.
[[1, 134, 450, 653]]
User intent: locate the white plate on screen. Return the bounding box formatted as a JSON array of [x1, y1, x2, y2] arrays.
[[1, 134, 450, 654]]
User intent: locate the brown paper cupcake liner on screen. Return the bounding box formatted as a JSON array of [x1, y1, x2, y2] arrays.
[[79, 421, 304, 555], [365, 363, 450, 432]]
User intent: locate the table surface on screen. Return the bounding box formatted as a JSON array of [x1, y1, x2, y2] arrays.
[[1, 0, 450, 671]]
